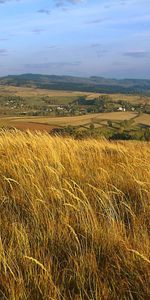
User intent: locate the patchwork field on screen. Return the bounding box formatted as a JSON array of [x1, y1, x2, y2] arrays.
[[0, 112, 138, 131], [0, 85, 150, 135]]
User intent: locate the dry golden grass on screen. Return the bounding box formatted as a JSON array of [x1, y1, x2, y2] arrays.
[[0, 131, 150, 299]]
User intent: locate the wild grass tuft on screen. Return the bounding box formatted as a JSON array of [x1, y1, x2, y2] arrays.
[[0, 130, 149, 299]]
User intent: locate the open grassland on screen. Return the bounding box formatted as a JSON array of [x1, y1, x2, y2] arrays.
[[0, 131, 149, 299]]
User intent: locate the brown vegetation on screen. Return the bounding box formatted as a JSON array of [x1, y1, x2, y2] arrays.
[[135, 113, 150, 126], [1, 111, 137, 129], [0, 131, 149, 299], [5, 122, 54, 132]]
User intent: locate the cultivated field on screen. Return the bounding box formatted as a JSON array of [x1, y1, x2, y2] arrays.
[[135, 113, 150, 126], [0, 131, 149, 299], [0, 112, 137, 131], [0, 85, 150, 132]]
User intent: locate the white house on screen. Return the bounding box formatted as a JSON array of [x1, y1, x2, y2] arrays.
[[118, 107, 126, 112]]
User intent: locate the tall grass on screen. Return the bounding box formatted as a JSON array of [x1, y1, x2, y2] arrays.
[[0, 130, 149, 299]]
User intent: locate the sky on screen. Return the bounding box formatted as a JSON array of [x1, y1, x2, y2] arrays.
[[0, 0, 150, 78]]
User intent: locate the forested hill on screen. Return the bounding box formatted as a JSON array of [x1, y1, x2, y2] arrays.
[[0, 73, 150, 94]]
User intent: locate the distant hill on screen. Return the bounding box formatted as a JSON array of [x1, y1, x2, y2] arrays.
[[0, 73, 150, 94]]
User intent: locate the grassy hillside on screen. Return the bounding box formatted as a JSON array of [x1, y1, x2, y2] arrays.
[[1, 73, 150, 94], [0, 131, 150, 299]]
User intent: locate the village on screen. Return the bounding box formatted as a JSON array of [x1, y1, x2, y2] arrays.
[[36, 95, 147, 117], [0, 93, 150, 117]]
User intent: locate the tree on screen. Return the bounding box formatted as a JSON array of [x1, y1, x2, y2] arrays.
[[89, 123, 95, 130], [144, 128, 150, 141], [107, 120, 113, 127]]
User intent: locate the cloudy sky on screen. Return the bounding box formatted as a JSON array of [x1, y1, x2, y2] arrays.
[[0, 0, 150, 78]]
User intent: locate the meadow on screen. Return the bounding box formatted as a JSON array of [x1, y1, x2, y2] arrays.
[[0, 130, 149, 299]]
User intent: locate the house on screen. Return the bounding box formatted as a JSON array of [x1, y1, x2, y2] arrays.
[[57, 106, 64, 111], [118, 107, 126, 112]]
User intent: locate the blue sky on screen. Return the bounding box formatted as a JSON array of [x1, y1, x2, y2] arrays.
[[0, 0, 150, 78]]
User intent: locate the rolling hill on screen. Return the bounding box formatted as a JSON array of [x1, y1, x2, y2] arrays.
[[0, 73, 150, 94]]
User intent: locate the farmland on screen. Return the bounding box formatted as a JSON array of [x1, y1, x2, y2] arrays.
[[134, 113, 150, 126], [0, 85, 150, 140], [0, 111, 136, 126]]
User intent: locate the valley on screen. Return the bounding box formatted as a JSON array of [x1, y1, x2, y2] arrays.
[[0, 84, 150, 140]]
